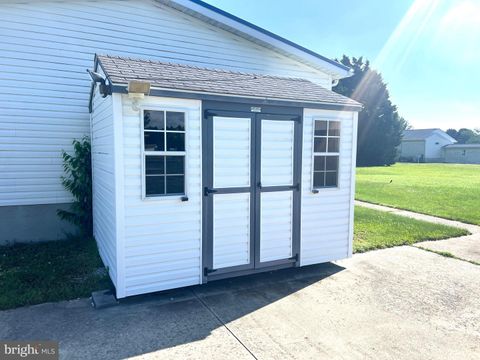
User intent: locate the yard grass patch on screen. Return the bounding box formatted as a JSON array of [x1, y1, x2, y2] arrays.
[[356, 163, 480, 225], [353, 206, 468, 253], [0, 207, 469, 310], [0, 237, 111, 310]]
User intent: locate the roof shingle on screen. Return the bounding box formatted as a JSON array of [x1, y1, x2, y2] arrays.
[[96, 55, 361, 108]]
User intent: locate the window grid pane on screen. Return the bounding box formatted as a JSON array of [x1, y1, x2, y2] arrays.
[[144, 110, 165, 130], [313, 152, 339, 189], [145, 155, 185, 196], [144, 110, 186, 197], [313, 120, 340, 155], [312, 120, 340, 189]]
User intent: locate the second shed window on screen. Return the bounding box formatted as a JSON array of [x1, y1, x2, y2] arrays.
[[143, 110, 186, 197], [313, 120, 340, 188]]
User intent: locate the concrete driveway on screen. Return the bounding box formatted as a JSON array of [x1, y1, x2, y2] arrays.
[[1, 246, 479, 360]]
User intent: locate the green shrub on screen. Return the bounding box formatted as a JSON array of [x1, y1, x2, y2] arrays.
[[57, 137, 93, 236]]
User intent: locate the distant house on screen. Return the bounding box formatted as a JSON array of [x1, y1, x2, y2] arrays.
[[443, 144, 480, 164], [399, 129, 456, 162]]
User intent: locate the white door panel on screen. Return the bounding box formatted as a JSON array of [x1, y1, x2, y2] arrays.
[[213, 192, 250, 269], [206, 111, 298, 276], [260, 190, 293, 262], [213, 116, 251, 188], [261, 120, 294, 186]]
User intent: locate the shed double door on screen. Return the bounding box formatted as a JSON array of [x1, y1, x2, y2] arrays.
[[202, 105, 302, 281]]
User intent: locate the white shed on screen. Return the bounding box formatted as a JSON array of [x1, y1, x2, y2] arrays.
[[89, 55, 361, 298]]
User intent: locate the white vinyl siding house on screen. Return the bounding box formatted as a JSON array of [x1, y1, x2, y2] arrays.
[[0, 0, 349, 243], [1, 0, 362, 298]]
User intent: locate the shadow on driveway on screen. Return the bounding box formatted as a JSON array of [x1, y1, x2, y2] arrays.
[[0, 262, 344, 359]]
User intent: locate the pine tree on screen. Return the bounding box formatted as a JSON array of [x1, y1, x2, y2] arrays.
[[334, 56, 407, 166]]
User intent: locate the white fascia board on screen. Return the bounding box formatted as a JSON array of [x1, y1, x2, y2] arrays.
[[162, 0, 353, 79]]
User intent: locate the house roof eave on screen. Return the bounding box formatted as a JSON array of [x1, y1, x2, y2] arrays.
[[157, 0, 353, 79]]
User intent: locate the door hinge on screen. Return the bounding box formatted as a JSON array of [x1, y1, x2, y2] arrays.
[[290, 253, 299, 262], [204, 187, 218, 197], [204, 267, 217, 277], [204, 110, 217, 118]]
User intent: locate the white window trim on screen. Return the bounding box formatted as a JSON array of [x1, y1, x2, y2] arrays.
[[311, 118, 342, 192], [140, 106, 189, 201]]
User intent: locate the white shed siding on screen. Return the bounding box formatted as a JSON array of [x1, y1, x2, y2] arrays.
[[120, 95, 202, 297], [300, 109, 356, 266], [91, 87, 117, 286], [0, 0, 332, 206]]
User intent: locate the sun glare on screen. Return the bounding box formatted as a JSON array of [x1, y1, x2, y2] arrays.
[[352, 0, 480, 129], [373, 0, 440, 71]]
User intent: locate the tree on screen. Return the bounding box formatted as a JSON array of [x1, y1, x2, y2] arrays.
[[447, 128, 480, 144], [446, 128, 458, 141], [334, 56, 407, 166]]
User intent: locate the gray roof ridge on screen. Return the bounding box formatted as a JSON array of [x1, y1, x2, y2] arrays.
[[97, 54, 316, 83], [93, 54, 362, 109]]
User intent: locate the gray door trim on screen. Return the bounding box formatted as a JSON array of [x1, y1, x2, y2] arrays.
[[202, 108, 256, 282], [202, 102, 303, 283]]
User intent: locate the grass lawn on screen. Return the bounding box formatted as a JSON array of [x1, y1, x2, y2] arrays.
[[0, 206, 468, 310], [356, 163, 480, 225], [0, 237, 111, 310], [353, 206, 468, 253]]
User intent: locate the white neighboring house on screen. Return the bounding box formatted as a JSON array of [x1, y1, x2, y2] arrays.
[[399, 129, 456, 162], [443, 144, 480, 164], [0, 0, 362, 297], [0, 0, 358, 244]]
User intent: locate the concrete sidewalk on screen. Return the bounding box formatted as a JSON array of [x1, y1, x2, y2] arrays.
[[356, 200, 480, 264], [1, 246, 480, 360]]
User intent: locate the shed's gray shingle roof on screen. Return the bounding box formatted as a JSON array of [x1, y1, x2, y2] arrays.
[[96, 55, 361, 108]]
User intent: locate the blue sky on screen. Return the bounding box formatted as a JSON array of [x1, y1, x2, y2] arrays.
[[204, 0, 480, 130]]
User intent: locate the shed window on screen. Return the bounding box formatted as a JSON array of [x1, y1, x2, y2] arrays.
[[143, 110, 186, 197], [312, 120, 340, 189]]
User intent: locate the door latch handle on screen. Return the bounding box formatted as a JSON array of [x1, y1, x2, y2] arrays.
[[204, 187, 218, 196], [289, 183, 300, 191]]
